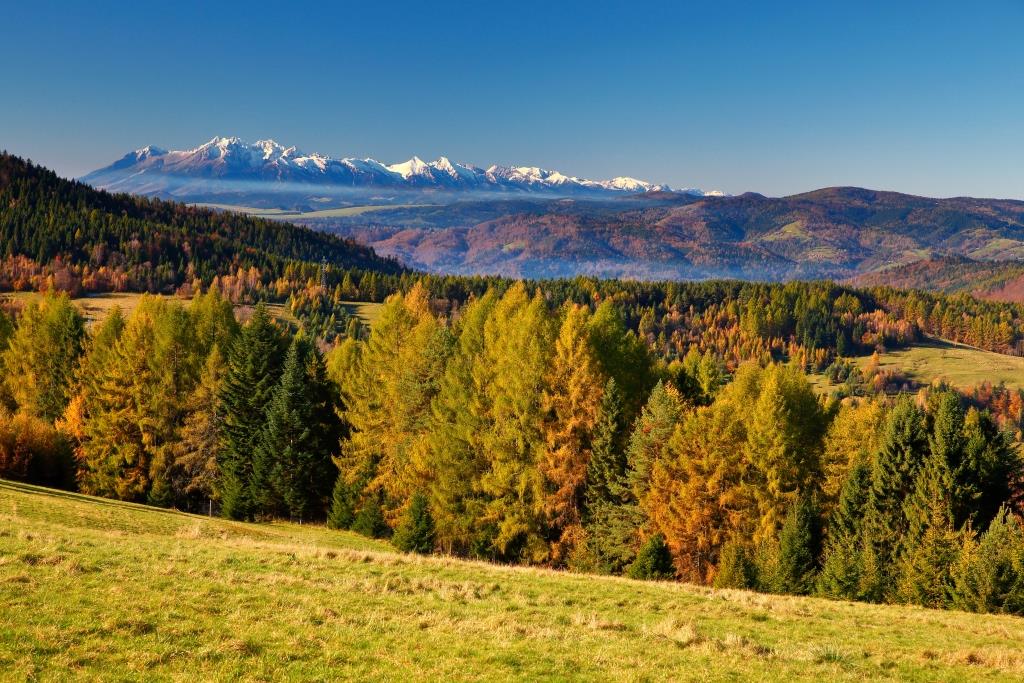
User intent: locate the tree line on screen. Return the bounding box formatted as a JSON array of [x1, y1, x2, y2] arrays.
[[2, 287, 1024, 616]]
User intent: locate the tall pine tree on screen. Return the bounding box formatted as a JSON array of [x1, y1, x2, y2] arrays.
[[218, 304, 286, 520], [253, 335, 338, 520]]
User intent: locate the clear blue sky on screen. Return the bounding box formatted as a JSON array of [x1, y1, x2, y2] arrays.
[[2, 1, 1022, 198]]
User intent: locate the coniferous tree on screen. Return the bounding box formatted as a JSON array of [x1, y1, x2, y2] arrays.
[[339, 284, 448, 525], [696, 349, 725, 401], [475, 284, 554, 562], [540, 304, 604, 562], [146, 299, 202, 507], [625, 381, 683, 503], [218, 304, 286, 520], [352, 491, 390, 539], [818, 459, 872, 599], [3, 292, 85, 421], [64, 297, 196, 505], [392, 491, 436, 554], [761, 495, 821, 595], [76, 303, 159, 501], [587, 300, 655, 424], [584, 377, 627, 514], [820, 400, 883, 515], [744, 364, 825, 545], [578, 379, 633, 575], [424, 291, 497, 555], [856, 523, 887, 603], [714, 537, 758, 589], [253, 335, 335, 520], [957, 408, 1020, 530], [950, 508, 1024, 615], [168, 345, 227, 512], [328, 473, 360, 530], [865, 395, 929, 583], [645, 388, 748, 584], [896, 434, 962, 608], [190, 287, 240, 359], [627, 533, 675, 580], [895, 499, 961, 608], [578, 380, 682, 574]]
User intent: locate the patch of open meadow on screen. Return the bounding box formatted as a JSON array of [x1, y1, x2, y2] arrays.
[[2, 479, 1023, 681], [811, 336, 1024, 395]]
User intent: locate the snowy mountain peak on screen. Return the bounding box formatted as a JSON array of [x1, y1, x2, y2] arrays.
[[387, 156, 432, 179], [601, 177, 653, 192], [82, 136, 722, 201], [133, 145, 167, 159], [200, 136, 241, 150], [432, 156, 456, 173]]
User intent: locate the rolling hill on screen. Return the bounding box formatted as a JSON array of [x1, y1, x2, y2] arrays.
[[850, 257, 1024, 302], [293, 187, 1024, 281], [4, 478, 1024, 681]]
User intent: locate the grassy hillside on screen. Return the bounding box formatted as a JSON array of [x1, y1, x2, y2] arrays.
[[811, 337, 1024, 395], [3, 480, 1024, 681]]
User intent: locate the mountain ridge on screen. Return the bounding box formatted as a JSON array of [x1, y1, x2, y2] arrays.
[[81, 136, 723, 205]]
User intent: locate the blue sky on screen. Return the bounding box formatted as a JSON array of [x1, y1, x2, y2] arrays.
[[2, 1, 1022, 198]]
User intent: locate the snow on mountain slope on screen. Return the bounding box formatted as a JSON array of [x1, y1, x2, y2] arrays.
[[82, 136, 721, 202]]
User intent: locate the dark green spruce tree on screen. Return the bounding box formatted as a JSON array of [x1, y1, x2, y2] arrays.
[[957, 409, 1020, 531], [218, 304, 286, 520], [627, 533, 675, 581], [352, 491, 390, 539], [817, 459, 872, 599], [392, 491, 436, 554], [713, 537, 758, 589], [584, 377, 627, 515], [328, 474, 360, 530], [896, 448, 961, 608], [761, 495, 822, 595], [864, 395, 928, 592], [253, 335, 339, 521], [951, 507, 1024, 615]]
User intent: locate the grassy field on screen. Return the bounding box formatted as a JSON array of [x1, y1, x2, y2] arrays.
[[0, 292, 383, 329], [3, 480, 1024, 680], [812, 336, 1024, 395]]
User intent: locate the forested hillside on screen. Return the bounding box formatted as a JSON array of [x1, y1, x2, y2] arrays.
[[0, 153, 402, 294], [851, 256, 1024, 302], [303, 187, 1024, 280]]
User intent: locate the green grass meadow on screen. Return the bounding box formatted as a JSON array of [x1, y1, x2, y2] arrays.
[[3, 480, 1024, 681], [811, 336, 1024, 395]]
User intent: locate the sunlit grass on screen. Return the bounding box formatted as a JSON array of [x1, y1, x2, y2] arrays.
[[811, 336, 1024, 395], [3, 479, 1024, 680]]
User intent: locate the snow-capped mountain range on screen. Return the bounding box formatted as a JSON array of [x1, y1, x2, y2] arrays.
[[81, 136, 722, 204]]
